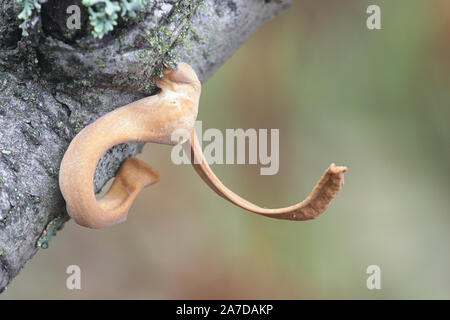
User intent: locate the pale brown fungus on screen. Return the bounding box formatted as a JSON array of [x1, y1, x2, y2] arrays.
[[59, 63, 201, 228], [59, 63, 346, 228]]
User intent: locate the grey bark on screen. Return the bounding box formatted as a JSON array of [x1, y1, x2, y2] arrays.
[[0, 0, 290, 291]]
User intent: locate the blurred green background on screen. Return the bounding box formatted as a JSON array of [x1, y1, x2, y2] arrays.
[[3, 0, 450, 299]]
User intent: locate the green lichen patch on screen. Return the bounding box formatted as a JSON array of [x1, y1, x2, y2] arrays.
[[134, 1, 201, 92], [16, 0, 47, 36], [36, 216, 66, 249], [82, 0, 151, 39], [17, 0, 152, 39]]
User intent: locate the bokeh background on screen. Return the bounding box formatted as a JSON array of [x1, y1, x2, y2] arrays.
[[3, 0, 450, 299]]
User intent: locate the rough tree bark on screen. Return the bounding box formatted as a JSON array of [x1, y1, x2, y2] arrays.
[[0, 0, 290, 291]]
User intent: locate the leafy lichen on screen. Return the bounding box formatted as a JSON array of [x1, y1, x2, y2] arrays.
[[36, 216, 66, 249], [17, 0, 152, 39], [16, 0, 47, 36], [82, 0, 151, 38]]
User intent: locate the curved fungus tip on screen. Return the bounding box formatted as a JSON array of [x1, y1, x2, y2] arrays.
[[185, 131, 347, 221], [59, 62, 347, 229]]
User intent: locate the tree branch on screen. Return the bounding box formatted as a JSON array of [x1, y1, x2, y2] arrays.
[[0, 0, 290, 291]]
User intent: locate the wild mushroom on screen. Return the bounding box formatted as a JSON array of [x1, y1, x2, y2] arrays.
[[59, 63, 201, 228], [59, 62, 347, 229]]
